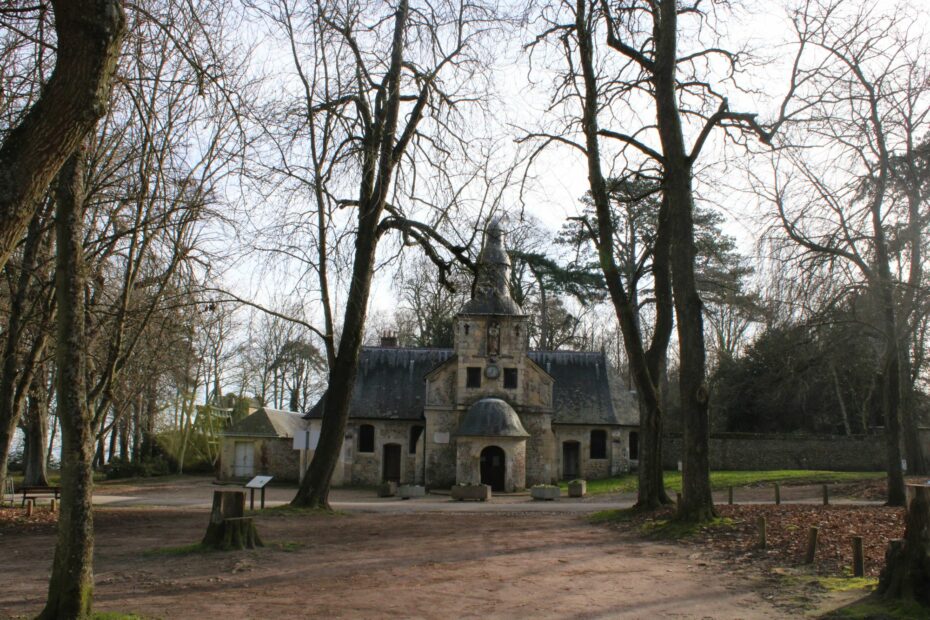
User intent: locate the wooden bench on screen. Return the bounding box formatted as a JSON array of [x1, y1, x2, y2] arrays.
[[20, 485, 61, 507]]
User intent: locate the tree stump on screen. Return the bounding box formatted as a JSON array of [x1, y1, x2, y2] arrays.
[[201, 490, 263, 550], [877, 483, 930, 605]]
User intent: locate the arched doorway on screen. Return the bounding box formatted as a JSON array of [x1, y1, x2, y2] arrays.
[[480, 446, 506, 491], [382, 443, 402, 482], [562, 441, 580, 479]]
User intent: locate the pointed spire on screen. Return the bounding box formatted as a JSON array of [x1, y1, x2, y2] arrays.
[[460, 217, 523, 315]]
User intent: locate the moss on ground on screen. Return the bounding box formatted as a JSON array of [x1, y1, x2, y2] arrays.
[[822, 595, 929, 619], [563, 470, 885, 496]]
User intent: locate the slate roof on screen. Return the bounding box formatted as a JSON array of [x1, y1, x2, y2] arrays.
[[306, 347, 638, 427], [528, 351, 638, 426], [306, 347, 455, 421], [224, 407, 306, 438]]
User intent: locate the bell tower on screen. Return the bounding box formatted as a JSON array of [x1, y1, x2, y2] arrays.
[[454, 218, 529, 404]]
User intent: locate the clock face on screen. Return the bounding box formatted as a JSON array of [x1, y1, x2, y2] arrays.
[[485, 364, 500, 379]]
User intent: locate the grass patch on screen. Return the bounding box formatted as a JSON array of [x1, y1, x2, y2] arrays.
[[640, 516, 735, 540], [92, 613, 150, 620], [142, 542, 210, 557], [824, 594, 929, 619], [816, 576, 878, 593], [273, 541, 303, 552], [563, 470, 885, 496], [587, 508, 638, 524]]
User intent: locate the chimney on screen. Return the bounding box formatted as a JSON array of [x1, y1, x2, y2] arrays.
[[380, 331, 398, 348]]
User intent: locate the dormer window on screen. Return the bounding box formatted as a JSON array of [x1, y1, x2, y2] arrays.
[[464, 323, 470, 335]]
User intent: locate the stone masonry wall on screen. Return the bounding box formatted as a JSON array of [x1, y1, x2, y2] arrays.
[[348, 420, 419, 486], [521, 412, 555, 485], [553, 426, 625, 480], [455, 437, 526, 492], [662, 433, 886, 471], [425, 408, 458, 488]]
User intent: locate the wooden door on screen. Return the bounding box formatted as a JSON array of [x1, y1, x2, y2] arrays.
[[383, 443, 402, 482], [562, 441, 580, 479], [234, 441, 255, 477]]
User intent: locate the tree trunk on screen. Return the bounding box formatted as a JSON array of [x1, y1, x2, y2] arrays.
[[291, 210, 382, 508], [201, 490, 263, 550], [899, 353, 926, 475], [22, 366, 50, 487], [0, 0, 125, 272], [0, 209, 46, 485], [653, 0, 714, 522], [878, 484, 930, 605], [571, 0, 672, 510], [291, 0, 410, 509], [40, 151, 95, 620]]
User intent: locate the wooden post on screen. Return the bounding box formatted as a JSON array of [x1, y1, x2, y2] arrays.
[[261, 486, 266, 509], [852, 536, 864, 577], [823, 484, 829, 506], [249, 488, 255, 511], [728, 486, 733, 505], [774, 483, 781, 505], [805, 526, 819, 564], [676, 491, 682, 505], [757, 516, 767, 549], [26, 499, 33, 517], [50, 498, 56, 512]]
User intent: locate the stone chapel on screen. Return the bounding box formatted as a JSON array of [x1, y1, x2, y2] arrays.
[[300, 219, 639, 491]]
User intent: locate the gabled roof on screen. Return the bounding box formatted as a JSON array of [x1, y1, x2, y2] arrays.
[[305, 346, 638, 427], [224, 407, 306, 438], [306, 347, 455, 421]]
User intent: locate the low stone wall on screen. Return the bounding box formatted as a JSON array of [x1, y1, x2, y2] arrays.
[[662, 433, 886, 471]]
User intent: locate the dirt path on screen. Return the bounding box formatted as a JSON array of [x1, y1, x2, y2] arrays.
[[2, 507, 789, 619]]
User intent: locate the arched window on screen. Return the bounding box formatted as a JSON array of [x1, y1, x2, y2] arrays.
[[590, 429, 607, 459], [629, 431, 639, 460], [358, 424, 375, 453]]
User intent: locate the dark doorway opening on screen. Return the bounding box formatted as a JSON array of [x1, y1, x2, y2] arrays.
[[562, 441, 580, 479], [480, 446, 506, 491], [382, 443, 402, 482]]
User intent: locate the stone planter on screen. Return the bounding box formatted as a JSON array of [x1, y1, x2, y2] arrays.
[[377, 481, 397, 498], [451, 484, 491, 502], [568, 480, 587, 498], [398, 484, 426, 499], [531, 485, 560, 501]]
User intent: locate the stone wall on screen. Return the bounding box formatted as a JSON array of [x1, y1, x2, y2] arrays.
[[662, 433, 886, 471], [455, 436, 526, 492], [220, 437, 299, 481], [347, 420, 419, 486], [553, 425, 630, 481], [424, 408, 458, 488], [521, 411, 555, 485]]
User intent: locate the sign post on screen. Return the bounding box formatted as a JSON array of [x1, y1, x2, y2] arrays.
[[245, 475, 273, 509]]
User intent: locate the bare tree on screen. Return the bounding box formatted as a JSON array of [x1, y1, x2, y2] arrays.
[[759, 0, 930, 501], [527, 0, 775, 517], [0, 1, 126, 271]]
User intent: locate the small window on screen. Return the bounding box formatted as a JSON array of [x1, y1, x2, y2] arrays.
[[409, 425, 423, 454], [464, 323, 470, 335], [590, 429, 607, 459], [358, 424, 375, 453], [503, 368, 518, 389], [466, 367, 481, 388], [629, 431, 639, 460]]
